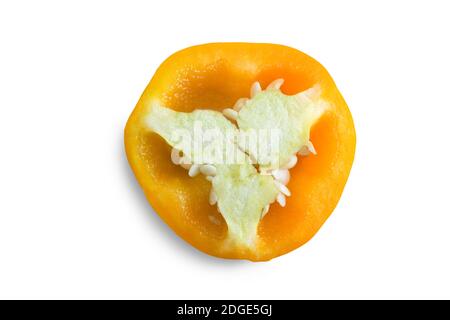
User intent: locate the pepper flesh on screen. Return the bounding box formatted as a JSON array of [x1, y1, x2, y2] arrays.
[[125, 43, 356, 261]]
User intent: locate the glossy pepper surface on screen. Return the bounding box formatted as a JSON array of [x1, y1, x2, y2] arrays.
[[125, 43, 356, 261]]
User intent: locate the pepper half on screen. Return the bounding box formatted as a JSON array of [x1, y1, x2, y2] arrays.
[[125, 43, 356, 261]]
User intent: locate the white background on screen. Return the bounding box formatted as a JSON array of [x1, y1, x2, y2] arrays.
[[1, 0, 449, 300]]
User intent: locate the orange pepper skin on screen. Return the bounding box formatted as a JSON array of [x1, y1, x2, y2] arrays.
[[125, 43, 356, 261]]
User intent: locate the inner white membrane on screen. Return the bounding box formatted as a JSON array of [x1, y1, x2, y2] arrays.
[[146, 79, 327, 248]]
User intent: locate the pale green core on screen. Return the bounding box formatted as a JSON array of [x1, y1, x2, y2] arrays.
[[145, 87, 326, 248]]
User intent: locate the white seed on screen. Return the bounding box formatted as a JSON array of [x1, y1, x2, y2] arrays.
[[298, 141, 317, 156], [261, 204, 270, 219], [283, 155, 298, 169], [274, 180, 291, 197], [180, 162, 191, 169], [208, 215, 221, 225], [205, 175, 214, 182], [250, 81, 262, 98], [223, 108, 238, 121], [271, 169, 290, 185], [276, 193, 286, 207], [233, 98, 248, 111], [209, 189, 217, 205], [307, 141, 317, 155], [171, 148, 182, 165], [200, 164, 217, 176], [179, 156, 192, 169], [188, 164, 201, 177], [266, 78, 284, 90]]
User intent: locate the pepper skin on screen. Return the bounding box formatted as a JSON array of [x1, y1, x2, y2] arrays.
[[125, 43, 356, 261]]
